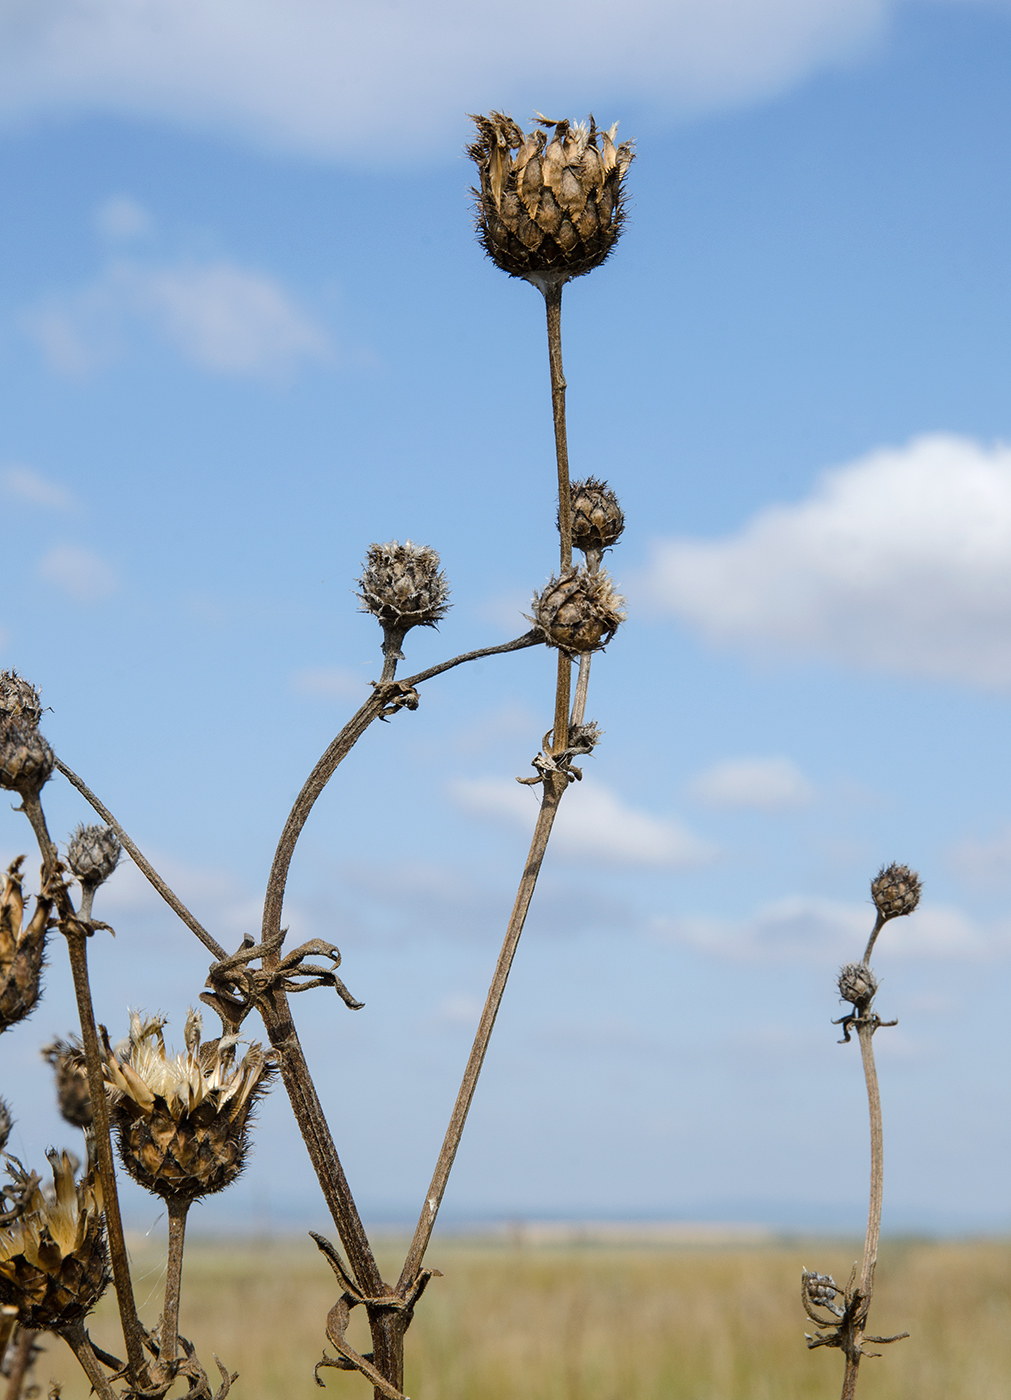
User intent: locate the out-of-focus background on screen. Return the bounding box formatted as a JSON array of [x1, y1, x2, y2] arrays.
[[2, 0, 1011, 1244]]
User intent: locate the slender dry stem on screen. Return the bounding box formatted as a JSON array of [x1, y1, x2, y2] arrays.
[[3, 1329, 36, 1400], [160, 1196, 190, 1370], [60, 1324, 118, 1400]]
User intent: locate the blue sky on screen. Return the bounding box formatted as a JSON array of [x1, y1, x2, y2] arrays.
[[3, 0, 1011, 1239]]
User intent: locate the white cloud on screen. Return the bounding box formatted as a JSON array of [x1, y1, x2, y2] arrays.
[[687, 755, 814, 809], [645, 435, 1011, 688], [291, 665, 369, 701], [652, 895, 1008, 959], [94, 194, 153, 240], [449, 775, 716, 867], [25, 259, 333, 379], [1, 464, 72, 510], [0, 0, 898, 161], [38, 544, 117, 602]]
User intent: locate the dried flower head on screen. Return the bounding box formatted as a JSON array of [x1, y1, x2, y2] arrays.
[[0, 721, 54, 799], [105, 1010, 275, 1201], [802, 1269, 844, 1319], [871, 863, 921, 922], [0, 858, 51, 1034], [0, 672, 43, 730], [357, 541, 451, 659], [469, 113, 634, 285], [838, 962, 878, 1008], [0, 1101, 11, 1154], [66, 824, 121, 891], [532, 568, 626, 653], [42, 1037, 92, 1130], [566, 478, 625, 563], [0, 1151, 108, 1332]]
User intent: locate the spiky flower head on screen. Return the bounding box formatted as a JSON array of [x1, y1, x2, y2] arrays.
[[0, 1151, 108, 1332], [532, 568, 626, 653], [66, 825, 121, 892], [837, 962, 877, 1008], [357, 540, 451, 659], [469, 113, 634, 285], [105, 1010, 275, 1201], [0, 1101, 11, 1154], [566, 478, 625, 564], [0, 859, 51, 1034], [0, 672, 43, 730], [871, 863, 921, 922], [0, 722, 53, 799], [42, 1037, 92, 1130]]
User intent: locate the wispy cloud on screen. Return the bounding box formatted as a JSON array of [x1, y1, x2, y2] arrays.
[[687, 756, 814, 809], [645, 434, 1011, 688], [25, 258, 334, 380], [947, 824, 1011, 889], [449, 776, 717, 868], [1, 464, 73, 510], [94, 194, 154, 240], [38, 544, 117, 602]]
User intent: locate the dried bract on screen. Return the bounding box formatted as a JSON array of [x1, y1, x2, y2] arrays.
[[0, 721, 54, 799], [469, 113, 634, 284], [0, 1100, 11, 1154], [42, 1037, 92, 1130], [357, 541, 451, 658], [0, 858, 51, 1033], [0, 1151, 109, 1332], [837, 962, 878, 1008], [566, 478, 625, 562], [0, 671, 43, 730], [871, 863, 921, 922], [66, 824, 121, 891], [532, 568, 626, 653], [105, 1010, 275, 1201], [802, 1270, 844, 1319]]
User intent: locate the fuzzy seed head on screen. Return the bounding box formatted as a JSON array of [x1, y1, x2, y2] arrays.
[[838, 961, 877, 1007], [42, 1038, 92, 1130], [871, 863, 921, 921], [0, 721, 54, 798], [532, 568, 626, 653], [357, 541, 451, 649], [0, 858, 51, 1034], [0, 1151, 109, 1331], [66, 824, 121, 890], [469, 113, 634, 284], [105, 1010, 275, 1201], [0, 672, 43, 730], [566, 478, 625, 557]]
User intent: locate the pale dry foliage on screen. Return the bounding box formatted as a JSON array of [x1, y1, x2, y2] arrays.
[[31, 1239, 1011, 1400]]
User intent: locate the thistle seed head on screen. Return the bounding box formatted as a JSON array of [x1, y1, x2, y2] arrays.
[[42, 1038, 92, 1130], [357, 541, 451, 657], [0, 1101, 11, 1154], [468, 112, 634, 285], [532, 568, 626, 653], [0, 858, 51, 1034], [0, 721, 54, 799], [105, 1010, 275, 1201], [66, 824, 121, 891], [0, 672, 43, 729], [871, 863, 921, 922], [566, 478, 625, 561], [0, 1151, 109, 1332], [838, 961, 877, 1007]]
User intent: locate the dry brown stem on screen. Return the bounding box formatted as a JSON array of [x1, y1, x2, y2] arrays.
[[3, 1329, 37, 1400]]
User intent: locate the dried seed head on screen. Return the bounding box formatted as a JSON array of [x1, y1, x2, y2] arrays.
[[357, 540, 451, 658], [871, 863, 921, 921], [567, 721, 603, 756], [66, 825, 121, 891], [802, 1270, 844, 1317], [566, 478, 625, 560], [0, 1101, 11, 1154], [532, 568, 626, 653], [105, 1010, 275, 1201], [0, 672, 43, 730], [42, 1038, 92, 1130], [838, 961, 877, 1007], [469, 113, 634, 285], [0, 858, 51, 1034], [0, 1151, 109, 1331], [0, 721, 54, 799]]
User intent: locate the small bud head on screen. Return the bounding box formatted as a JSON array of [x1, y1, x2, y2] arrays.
[[838, 961, 877, 1007], [0, 671, 43, 729], [871, 863, 921, 921], [0, 721, 54, 798], [66, 825, 121, 890], [802, 1270, 844, 1318], [469, 113, 634, 285], [566, 478, 625, 558], [567, 721, 603, 756], [532, 568, 626, 653], [42, 1037, 92, 1130], [357, 540, 451, 656]]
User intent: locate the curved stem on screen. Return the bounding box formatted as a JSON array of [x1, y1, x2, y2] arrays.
[[862, 913, 886, 966]]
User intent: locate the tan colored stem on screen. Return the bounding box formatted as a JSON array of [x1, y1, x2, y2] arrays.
[[570, 654, 592, 728], [60, 1324, 118, 1400], [160, 1196, 189, 1369], [397, 778, 566, 1294], [0, 1307, 18, 1368], [543, 279, 572, 572], [3, 1329, 36, 1400]]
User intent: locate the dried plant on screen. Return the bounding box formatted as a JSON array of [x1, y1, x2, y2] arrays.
[[803, 862, 922, 1399], [0, 110, 634, 1400]]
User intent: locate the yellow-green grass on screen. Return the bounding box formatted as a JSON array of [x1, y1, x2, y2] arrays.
[[29, 1237, 1011, 1399]]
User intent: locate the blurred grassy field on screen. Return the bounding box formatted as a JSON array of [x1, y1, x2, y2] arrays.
[[29, 1236, 1011, 1399]]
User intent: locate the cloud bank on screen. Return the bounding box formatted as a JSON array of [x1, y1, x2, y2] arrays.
[[688, 756, 814, 809], [646, 435, 1011, 688]]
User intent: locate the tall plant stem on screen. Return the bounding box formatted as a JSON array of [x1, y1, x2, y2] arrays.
[[60, 1324, 118, 1400], [20, 793, 147, 1380], [160, 1197, 190, 1369], [397, 776, 565, 1294], [3, 1329, 36, 1400], [841, 1017, 885, 1400], [543, 278, 573, 752]]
